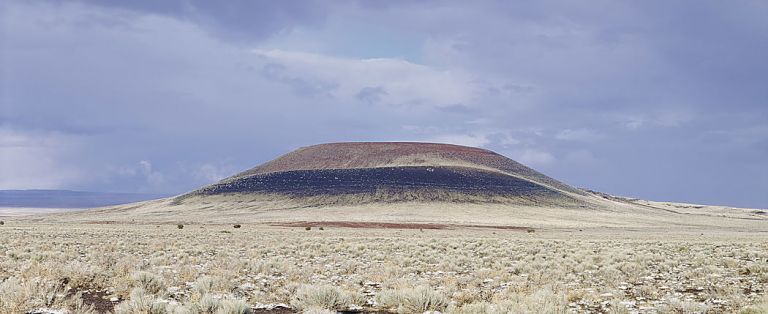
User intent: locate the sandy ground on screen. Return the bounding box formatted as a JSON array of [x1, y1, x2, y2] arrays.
[[0, 206, 86, 217], [2, 193, 766, 313], [10, 190, 761, 232]]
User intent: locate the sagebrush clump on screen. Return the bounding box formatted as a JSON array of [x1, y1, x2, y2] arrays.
[[291, 284, 360, 311], [378, 286, 449, 313]]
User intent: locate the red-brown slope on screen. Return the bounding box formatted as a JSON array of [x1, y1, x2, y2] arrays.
[[227, 142, 583, 195]]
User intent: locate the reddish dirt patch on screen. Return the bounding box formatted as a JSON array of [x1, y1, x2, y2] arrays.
[[270, 221, 533, 231], [83, 220, 120, 224], [240, 142, 499, 177], [274, 221, 448, 229], [252, 309, 387, 314]]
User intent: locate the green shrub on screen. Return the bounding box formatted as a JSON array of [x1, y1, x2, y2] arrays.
[[177, 224, 184, 229]]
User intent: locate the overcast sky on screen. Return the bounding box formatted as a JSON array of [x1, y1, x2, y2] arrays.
[[1, 0, 766, 207]]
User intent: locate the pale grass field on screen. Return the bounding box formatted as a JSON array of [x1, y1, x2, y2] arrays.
[[42, 193, 768, 231], [1, 222, 767, 314]]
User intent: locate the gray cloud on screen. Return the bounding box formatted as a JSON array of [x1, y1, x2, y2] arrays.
[[74, 0, 329, 42], [355, 86, 387, 105], [259, 63, 339, 98]]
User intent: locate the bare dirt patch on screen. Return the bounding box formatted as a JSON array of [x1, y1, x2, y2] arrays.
[[79, 290, 116, 313], [270, 221, 532, 231]]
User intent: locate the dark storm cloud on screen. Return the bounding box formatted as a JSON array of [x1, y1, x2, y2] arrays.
[[1, 0, 766, 207]]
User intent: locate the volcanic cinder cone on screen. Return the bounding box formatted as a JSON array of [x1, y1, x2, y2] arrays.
[[180, 142, 588, 207]]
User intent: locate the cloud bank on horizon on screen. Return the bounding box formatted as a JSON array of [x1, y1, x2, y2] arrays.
[[1, 0, 766, 207]]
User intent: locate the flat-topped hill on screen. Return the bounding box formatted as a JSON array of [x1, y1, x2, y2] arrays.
[[227, 142, 582, 195], [184, 142, 586, 206]]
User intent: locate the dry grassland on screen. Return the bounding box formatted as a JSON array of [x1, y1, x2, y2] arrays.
[[1, 223, 767, 314]]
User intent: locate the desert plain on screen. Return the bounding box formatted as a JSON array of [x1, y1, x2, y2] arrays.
[[2, 200, 767, 314]]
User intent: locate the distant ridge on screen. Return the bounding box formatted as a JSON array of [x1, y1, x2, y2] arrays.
[[0, 190, 170, 208]]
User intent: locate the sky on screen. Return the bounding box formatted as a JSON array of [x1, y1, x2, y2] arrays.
[[1, 0, 766, 208]]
